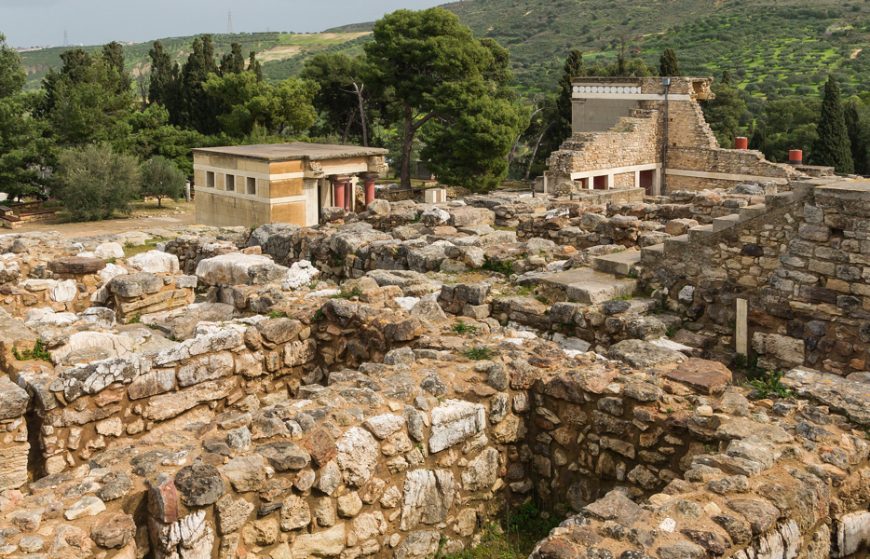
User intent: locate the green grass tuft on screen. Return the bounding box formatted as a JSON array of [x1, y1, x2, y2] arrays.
[[452, 321, 479, 336], [13, 339, 51, 362], [439, 501, 560, 559], [744, 370, 794, 399], [463, 346, 497, 361]]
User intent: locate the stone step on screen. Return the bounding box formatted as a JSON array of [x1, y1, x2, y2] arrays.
[[688, 224, 714, 241], [739, 204, 767, 220], [712, 214, 741, 232], [764, 191, 795, 208], [592, 250, 641, 277], [640, 243, 664, 264], [663, 234, 689, 255], [530, 268, 638, 304]]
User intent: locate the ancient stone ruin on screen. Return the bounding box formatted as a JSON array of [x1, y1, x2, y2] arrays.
[[0, 176, 868, 559]]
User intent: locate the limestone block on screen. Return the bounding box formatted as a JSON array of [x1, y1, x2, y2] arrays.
[[429, 400, 486, 453], [127, 250, 180, 274]]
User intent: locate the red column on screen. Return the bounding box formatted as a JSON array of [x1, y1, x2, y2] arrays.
[[734, 136, 749, 150], [344, 178, 352, 210], [364, 176, 376, 207], [333, 178, 346, 208], [788, 149, 803, 164]]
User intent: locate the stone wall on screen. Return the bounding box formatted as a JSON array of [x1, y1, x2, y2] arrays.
[[642, 179, 870, 374], [0, 376, 29, 492], [667, 147, 799, 191]]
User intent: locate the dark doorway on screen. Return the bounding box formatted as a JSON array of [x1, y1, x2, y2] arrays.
[[639, 170, 656, 195], [593, 175, 608, 190]]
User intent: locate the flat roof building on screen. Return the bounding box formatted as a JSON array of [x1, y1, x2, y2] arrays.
[[193, 142, 388, 228]]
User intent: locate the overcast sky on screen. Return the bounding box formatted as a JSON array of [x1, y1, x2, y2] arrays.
[[1, 0, 446, 48]]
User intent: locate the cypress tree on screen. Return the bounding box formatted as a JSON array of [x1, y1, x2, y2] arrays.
[[101, 42, 132, 94], [248, 51, 263, 82], [220, 43, 246, 75], [148, 41, 182, 122], [844, 100, 868, 175], [179, 36, 219, 133], [659, 48, 680, 76], [811, 76, 854, 173]]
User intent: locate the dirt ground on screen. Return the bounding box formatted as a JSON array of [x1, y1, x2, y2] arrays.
[[6, 201, 198, 240]]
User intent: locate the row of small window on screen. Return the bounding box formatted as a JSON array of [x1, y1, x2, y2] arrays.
[[204, 171, 257, 195]]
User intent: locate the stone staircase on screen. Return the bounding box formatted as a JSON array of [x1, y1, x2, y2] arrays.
[[638, 189, 804, 265], [586, 187, 813, 279]]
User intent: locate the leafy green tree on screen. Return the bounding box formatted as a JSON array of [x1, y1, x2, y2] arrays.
[[116, 104, 210, 177], [755, 96, 820, 161], [40, 48, 134, 146], [148, 41, 181, 115], [203, 72, 317, 138], [0, 35, 47, 201], [659, 48, 681, 76], [0, 33, 25, 98], [422, 81, 527, 191], [844, 99, 868, 175], [141, 156, 185, 207], [365, 8, 520, 187], [220, 43, 246, 75], [811, 76, 853, 173], [55, 144, 141, 221], [301, 53, 371, 144], [702, 76, 749, 147]]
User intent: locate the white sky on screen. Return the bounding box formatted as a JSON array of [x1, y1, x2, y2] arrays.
[[0, 0, 445, 47]]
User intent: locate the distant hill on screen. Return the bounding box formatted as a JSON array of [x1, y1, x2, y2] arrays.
[[18, 0, 870, 99], [18, 31, 369, 90]]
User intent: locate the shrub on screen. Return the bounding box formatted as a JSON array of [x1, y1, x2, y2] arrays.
[[141, 156, 186, 207], [55, 144, 141, 221]]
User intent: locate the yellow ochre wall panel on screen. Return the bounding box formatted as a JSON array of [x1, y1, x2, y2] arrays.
[[269, 178, 304, 198], [269, 160, 305, 175], [270, 202, 308, 226]]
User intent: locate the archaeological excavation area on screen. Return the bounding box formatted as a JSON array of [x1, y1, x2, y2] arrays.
[[0, 175, 868, 559]]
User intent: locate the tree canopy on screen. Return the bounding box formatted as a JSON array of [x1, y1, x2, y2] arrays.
[[364, 7, 525, 189]]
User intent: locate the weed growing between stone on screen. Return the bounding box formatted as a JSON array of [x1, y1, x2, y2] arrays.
[[452, 321, 479, 336], [12, 339, 51, 362], [464, 346, 497, 360], [440, 502, 560, 559], [744, 370, 794, 399]]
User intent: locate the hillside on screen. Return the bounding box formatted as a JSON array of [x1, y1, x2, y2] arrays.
[[18, 31, 369, 89], [341, 0, 870, 98], [17, 0, 870, 98]]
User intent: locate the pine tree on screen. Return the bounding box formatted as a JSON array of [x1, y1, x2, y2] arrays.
[[659, 48, 680, 76], [220, 43, 246, 75], [811, 76, 854, 173]]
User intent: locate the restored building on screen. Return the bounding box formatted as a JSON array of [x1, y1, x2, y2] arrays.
[[193, 143, 388, 228], [546, 77, 801, 195]]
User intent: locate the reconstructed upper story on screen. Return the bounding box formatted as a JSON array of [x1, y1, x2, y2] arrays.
[[547, 76, 802, 195], [193, 142, 388, 228]]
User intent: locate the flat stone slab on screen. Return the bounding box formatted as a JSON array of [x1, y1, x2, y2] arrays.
[[664, 358, 733, 394], [608, 339, 687, 368], [526, 268, 636, 304], [49, 257, 106, 275], [783, 367, 870, 426], [592, 250, 641, 277]]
